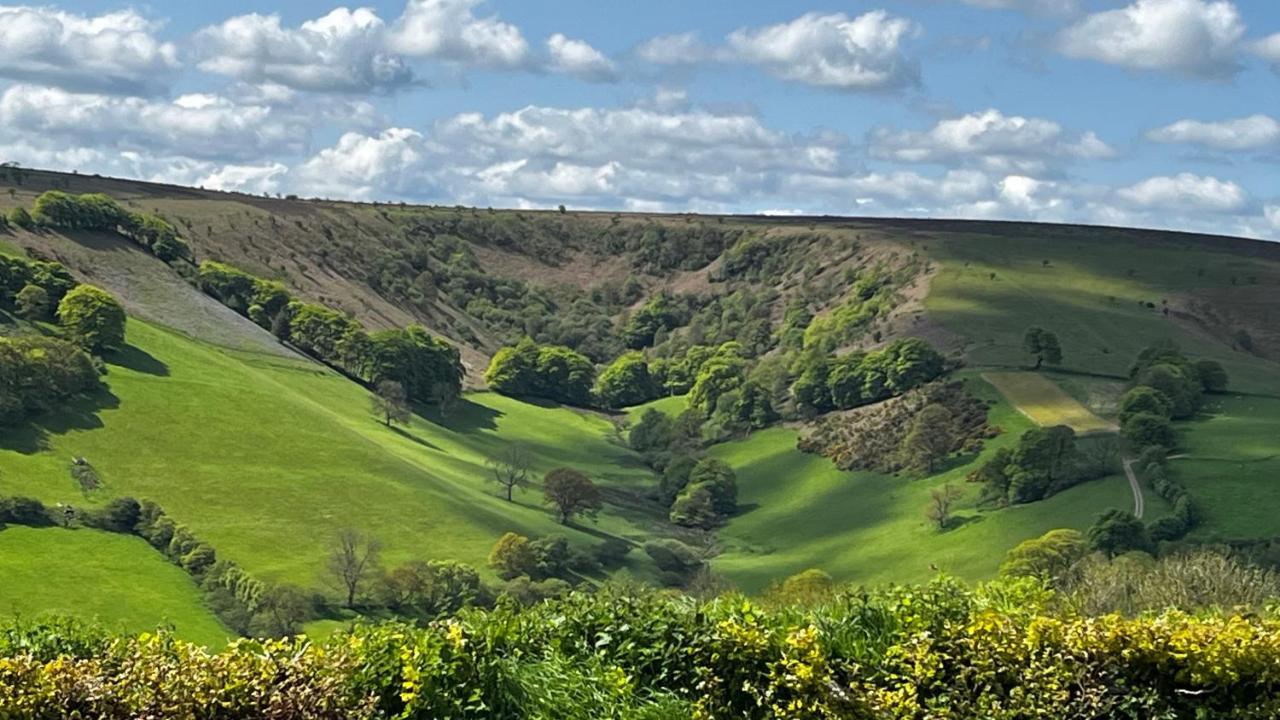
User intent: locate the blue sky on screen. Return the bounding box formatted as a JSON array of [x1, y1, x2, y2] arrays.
[[0, 0, 1278, 239]]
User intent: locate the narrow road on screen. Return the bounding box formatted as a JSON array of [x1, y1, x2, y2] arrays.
[[1121, 457, 1144, 519]]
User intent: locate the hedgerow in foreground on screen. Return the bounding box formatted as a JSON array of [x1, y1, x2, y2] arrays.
[[4, 577, 1280, 719]]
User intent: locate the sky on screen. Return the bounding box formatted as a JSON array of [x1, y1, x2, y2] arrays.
[[0, 0, 1278, 239]]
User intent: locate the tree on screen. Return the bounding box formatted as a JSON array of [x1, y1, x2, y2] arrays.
[[7, 207, 32, 230], [14, 284, 48, 320], [764, 569, 836, 607], [688, 351, 746, 413], [1118, 386, 1172, 424], [488, 532, 537, 579], [327, 528, 382, 608], [926, 483, 964, 530], [57, 284, 126, 353], [687, 458, 737, 515], [628, 408, 674, 454], [999, 528, 1087, 579], [1192, 359, 1228, 393], [372, 379, 411, 427], [899, 404, 955, 475], [254, 584, 311, 637], [1122, 412, 1175, 450], [1135, 363, 1200, 419], [595, 352, 659, 408], [1023, 327, 1063, 369], [1087, 509, 1151, 557], [488, 443, 532, 501], [381, 559, 481, 618], [669, 484, 720, 528], [542, 467, 603, 524]]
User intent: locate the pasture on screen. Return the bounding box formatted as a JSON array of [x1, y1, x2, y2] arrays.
[[983, 371, 1116, 434], [0, 526, 229, 646]]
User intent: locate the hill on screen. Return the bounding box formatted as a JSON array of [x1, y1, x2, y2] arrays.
[[0, 167, 1277, 639]]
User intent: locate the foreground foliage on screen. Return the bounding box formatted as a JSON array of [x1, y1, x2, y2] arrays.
[[6, 576, 1280, 718]]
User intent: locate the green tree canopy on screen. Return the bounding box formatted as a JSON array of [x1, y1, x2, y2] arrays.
[[57, 284, 126, 353]]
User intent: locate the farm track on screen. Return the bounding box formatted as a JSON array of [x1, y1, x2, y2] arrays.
[[1122, 457, 1144, 519]]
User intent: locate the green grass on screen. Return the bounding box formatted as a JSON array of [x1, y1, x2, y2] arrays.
[[0, 319, 666, 589], [925, 233, 1280, 394], [1174, 394, 1280, 540], [710, 376, 1164, 592], [0, 525, 229, 645], [983, 371, 1116, 434]]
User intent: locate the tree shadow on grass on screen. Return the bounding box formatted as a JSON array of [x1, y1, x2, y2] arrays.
[[388, 424, 440, 451], [941, 514, 984, 531], [0, 386, 119, 454], [421, 398, 501, 432], [105, 344, 169, 377]]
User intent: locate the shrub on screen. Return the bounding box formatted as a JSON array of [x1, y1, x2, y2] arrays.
[[642, 538, 702, 574]]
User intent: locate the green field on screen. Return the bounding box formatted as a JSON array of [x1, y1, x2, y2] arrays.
[[926, 233, 1280, 394], [1175, 394, 1280, 540], [705, 376, 1164, 591], [0, 526, 229, 646], [983, 371, 1116, 434], [0, 319, 665, 590]]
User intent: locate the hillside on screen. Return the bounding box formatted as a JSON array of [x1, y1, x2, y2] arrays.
[[0, 167, 1277, 640]]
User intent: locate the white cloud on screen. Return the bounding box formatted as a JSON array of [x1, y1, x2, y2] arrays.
[[961, 0, 1079, 16], [547, 34, 617, 82], [869, 109, 1113, 173], [197, 163, 290, 194], [726, 11, 920, 90], [1266, 205, 1280, 229], [1250, 33, 1280, 70], [388, 0, 529, 69], [636, 32, 713, 65], [194, 8, 413, 93], [1057, 0, 1245, 78], [0, 84, 321, 162], [0, 6, 179, 94], [1117, 173, 1248, 212], [1146, 114, 1280, 151], [291, 128, 428, 199]]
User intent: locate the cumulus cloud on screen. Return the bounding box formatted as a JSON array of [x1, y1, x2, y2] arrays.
[[1117, 173, 1248, 212], [636, 32, 714, 65], [194, 8, 413, 93], [1146, 115, 1280, 151], [961, 0, 1079, 16], [725, 11, 920, 90], [0, 6, 179, 94], [0, 84, 326, 162], [387, 0, 529, 69], [1057, 0, 1245, 78], [1266, 205, 1280, 229], [547, 33, 617, 82], [286, 104, 848, 208], [291, 128, 428, 199], [869, 109, 1113, 173], [1250, 33, 1280, 70]]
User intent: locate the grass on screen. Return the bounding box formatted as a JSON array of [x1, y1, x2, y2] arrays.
[[982, 371, 1116, 434], [924, 232, 1280, 395], [1173, 394, 1280, 540], [0, 319, 667, 591], [0, 525, 229, 646], [709, 375, 1166, 592]]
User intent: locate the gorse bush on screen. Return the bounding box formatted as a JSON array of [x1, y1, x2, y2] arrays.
[[8, 578, 1280, 718]]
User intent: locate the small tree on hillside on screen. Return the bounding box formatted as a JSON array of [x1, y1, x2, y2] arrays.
[[1023, 327, 1063, 370], [57, 284, 126, 353], [899, 404, 955, 475], [15, 284, 48, 320], [926, 483, 964, 530], [372, 379, 411, 427], [1087, 509, 1150, 557], [327, 528, 382, 608], [542, 467, 603, 525], [488, 443, 532, 502]]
